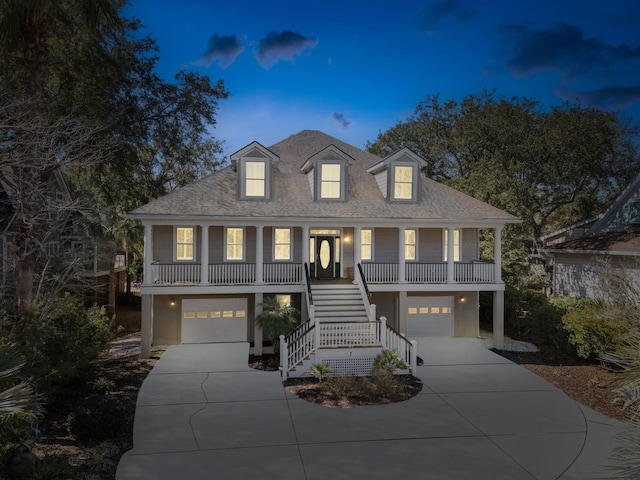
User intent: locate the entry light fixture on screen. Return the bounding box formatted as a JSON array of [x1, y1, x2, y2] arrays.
[[170, 298, 176, 307], [460, 295, 466, 303]]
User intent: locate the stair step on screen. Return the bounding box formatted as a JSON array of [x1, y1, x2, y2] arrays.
[[315, 305, 367, 312]]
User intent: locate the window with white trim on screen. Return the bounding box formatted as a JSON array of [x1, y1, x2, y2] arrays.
[[320, 163, 341, 199], [274, 228, 291, 260], [226, 227, 244, 261], [176, 227, 195, 261], [394, 165, 413, 200], [404, 229, 416, 261], [443, 229, 460, 262], [361, 229, 373, 261], [245, 160, 266, 197]]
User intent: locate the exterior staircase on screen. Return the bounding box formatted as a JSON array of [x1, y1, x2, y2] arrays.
[[280, 280, 417, 380], [312, 282, 370, 322]]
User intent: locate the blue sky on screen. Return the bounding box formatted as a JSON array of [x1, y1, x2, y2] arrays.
[[124, 0, 640, 157]]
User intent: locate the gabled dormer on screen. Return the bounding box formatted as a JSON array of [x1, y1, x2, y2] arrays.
[[300, 145, 354, 202], [367, 148, 426, 203], [230, 141, 279, 201]]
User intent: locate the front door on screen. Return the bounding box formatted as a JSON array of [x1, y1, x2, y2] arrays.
[[316, 236, 335, 279]]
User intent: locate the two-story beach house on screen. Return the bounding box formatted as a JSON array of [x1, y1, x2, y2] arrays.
[[128, 130, 519, 378]]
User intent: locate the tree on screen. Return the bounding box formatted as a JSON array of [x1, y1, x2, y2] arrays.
[[0, 1, 229, 321], [367, 91, 640, 273], [255, 297, 300, 353]]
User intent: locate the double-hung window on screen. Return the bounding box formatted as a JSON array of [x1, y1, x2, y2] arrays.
[[245, 161, 266, 197], [443, 229, 460, 262], [274, 228, 291, 261], [361, 229, 373, 261], [320, 163, 341, 199], [226, 227, 244, 261], [394, 166, 413, 200], [176, 227, 194, 261], [404, 229, 416, 261]]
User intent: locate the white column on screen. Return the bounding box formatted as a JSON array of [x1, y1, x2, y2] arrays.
[[398, 227, 406, 283], [354, 226, 361, 265], [494, 226, 503, 283], [254, 292, 263, 356], [493, 290, 505, 350], [143, 223, 153, 285], [302, 226, 310, 266], [255, 225, 264, 284], [141, 294, 153, 358], [200, 224, 209, 285], [447, 227, 455, 283]]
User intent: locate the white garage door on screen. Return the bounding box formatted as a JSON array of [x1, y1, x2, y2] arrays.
[[406, 296, 453, 337], [181, 298, 248, 343]]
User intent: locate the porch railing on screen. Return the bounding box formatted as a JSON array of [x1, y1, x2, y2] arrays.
[[151, 263, 200, 284], [209, 263, 256, 284], [263, 263, 302, 283], [149, 262, 303, 285], [362, 262, 495, 284], [318, 321, 379, 347]]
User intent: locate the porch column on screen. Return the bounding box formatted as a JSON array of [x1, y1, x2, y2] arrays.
[[398, 227, 406, 283], [143, 223, 153, 285], [200, 224, 209, 285], [354, 226, 361, 264], [255, 225, 264, 285], [447, 227, 455, 283], [494, 226, 503, 283], [141, 294, 153, 358], [302, 226, 310, 266], [254, 292, 263, 356], [493, 290, 505, 350]]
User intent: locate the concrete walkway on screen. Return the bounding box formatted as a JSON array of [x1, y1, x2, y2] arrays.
[[116, 339, 639, 480]]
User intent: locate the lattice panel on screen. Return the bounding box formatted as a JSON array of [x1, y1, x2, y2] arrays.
[[324, 358, 375, 376]]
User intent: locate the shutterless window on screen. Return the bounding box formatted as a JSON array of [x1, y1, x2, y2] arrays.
[[394, 165, 413, 199], [320, 163, 341, 199], [226, 227, 243, 260], [176, 227, 194, 261], [245, 161, 266, 197], [443, 229, 460, 262], [404, 229, 416, 260], [274, 228, 291, 260], [361, 229, 372, 261]]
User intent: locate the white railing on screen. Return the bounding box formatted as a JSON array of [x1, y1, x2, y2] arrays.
[[263, 263, 302, 284], [406, 263, 447, 283], [381, 317, 417, 372], [318, 321, 379, 347], [209, 263, 256, 284], [361, 263, 398, 283], [151, 263, 200, 284], [280, 321, 315, 381], [455, 262, 495, 283]]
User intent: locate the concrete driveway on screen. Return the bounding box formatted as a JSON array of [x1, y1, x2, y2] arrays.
[[116, 339, 639, 480]]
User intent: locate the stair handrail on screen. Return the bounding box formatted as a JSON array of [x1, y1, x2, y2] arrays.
[[380, 316, 417, 373], [281, 320, 316, 381], [356, 263, 376, 322], [303, 262, 315, 325]]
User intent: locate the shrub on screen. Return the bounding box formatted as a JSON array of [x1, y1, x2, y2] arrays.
[[371, 349, 408, 375], [67, 394, 125, 442], [525, 302, 568, 350], [18, 455, 74, 480], [18, 296, 114, 401], [307, 363, 334, 383], [562, 300, 627, 359]]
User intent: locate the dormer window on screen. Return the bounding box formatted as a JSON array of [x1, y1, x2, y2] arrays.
[[394, 165, 414, 200], [301, 145, 353, 202], [230, 141, 279, 201], [367, 148, 425, 203], [245, 161, 266, 197], [320, 163, 342, 199]]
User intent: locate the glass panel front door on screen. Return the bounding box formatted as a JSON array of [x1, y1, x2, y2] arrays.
[[316, 235, 335, 279]]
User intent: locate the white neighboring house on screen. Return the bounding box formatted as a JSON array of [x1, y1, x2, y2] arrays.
[[543, 173, 640, 299], [127, 130, 520, 378]]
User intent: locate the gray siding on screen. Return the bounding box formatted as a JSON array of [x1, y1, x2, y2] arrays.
[[418, 228, 442, 262], [374, 228, 399, 262], [461, 228, 479, 262]]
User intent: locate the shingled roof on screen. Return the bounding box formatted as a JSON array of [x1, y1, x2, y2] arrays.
[[128, 130, 519, 224]]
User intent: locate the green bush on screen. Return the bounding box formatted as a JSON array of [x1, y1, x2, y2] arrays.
[[17, 296, 114, 401], [525, 302, 568, 350], [67, 394, 125, 442], [562, 300, 627, 359]]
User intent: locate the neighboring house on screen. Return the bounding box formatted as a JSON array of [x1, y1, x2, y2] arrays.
[[128, 130, 519, 377], [543, 173, 640, 298], [0, 171, 126, 305]]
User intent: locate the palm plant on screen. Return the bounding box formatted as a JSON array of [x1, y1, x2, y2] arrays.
[[255, 297, 299, 354], [0, 345, 43, 440]]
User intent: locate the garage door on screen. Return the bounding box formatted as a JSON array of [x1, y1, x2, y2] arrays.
[[181, 298, 248, 343], [406, 296, 453, 337]]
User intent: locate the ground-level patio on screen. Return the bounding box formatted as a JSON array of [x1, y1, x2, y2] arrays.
[[116, 339, 639, 480]]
